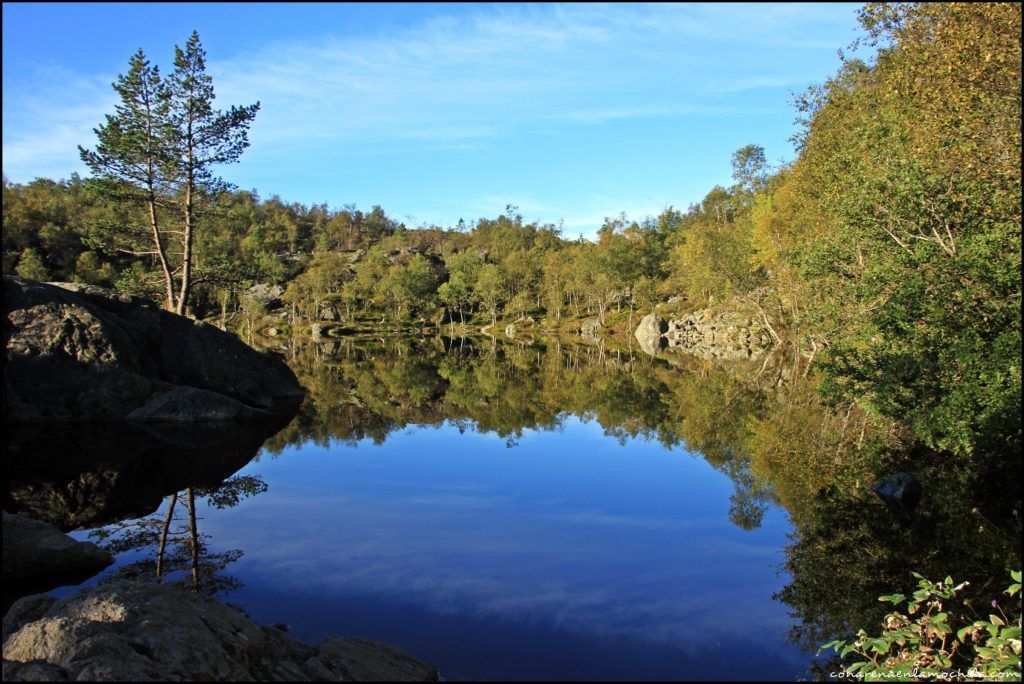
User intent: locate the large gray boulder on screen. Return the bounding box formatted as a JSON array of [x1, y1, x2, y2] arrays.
[[246, 283, 285, 311], [2, 512, 113, 582], [633, 313, 667, 356], [2, 581, 439, 681], [3, 277, 304, 422]]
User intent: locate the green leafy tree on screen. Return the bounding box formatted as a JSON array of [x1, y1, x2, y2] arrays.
[[15, 247, 50, 281]]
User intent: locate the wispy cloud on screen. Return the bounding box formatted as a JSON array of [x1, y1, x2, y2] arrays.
[[2, 2, 858, 223], [2, 62, 116, 179]]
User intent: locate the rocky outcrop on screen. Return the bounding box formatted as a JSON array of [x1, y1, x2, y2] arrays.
[[2, 581, 439, 681], [2, 512, 113, 582], [3, 277, 304, 422], [634, 309, 770, 362], [246, 283, 285, 311]]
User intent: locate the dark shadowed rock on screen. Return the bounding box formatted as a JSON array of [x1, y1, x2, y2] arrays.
[[125, 387, 269, 421], [2, 512, 113, 582], [871, 472, 923, 512], [2, 659, 69, 681], [2, 582, 438, 682], [3, 276, 303, 421]]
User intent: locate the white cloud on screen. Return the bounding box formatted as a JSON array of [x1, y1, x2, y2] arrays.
[[2, 62, 114, 179], [2, 2, 857, 216]]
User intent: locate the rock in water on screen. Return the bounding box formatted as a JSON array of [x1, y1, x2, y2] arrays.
[[634, 313, 667, 356], [3, 276, 304, 421], [633, 307, 770, 362], [2, 512, 113, 581], [1, 581, 438, 682], [870, 472, 923, 512]]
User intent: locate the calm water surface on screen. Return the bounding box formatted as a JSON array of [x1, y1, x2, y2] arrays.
[[58, 416, 807, 680], [29, 336, 1013, 681], [198, 419, 805, 680], [34, 338, 813, 680]]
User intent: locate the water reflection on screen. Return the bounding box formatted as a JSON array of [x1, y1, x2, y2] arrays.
[[11, 334, 1019, 680], [88, 476, 267, 594]]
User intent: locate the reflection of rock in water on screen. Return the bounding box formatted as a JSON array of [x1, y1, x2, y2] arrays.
[[634, 310, 771, 362], [3, 414, 294, 532]]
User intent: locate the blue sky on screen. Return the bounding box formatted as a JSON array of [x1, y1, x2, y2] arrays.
[[2, 3, 863, 238]]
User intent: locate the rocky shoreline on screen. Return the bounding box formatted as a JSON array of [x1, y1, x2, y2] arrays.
[[2, 581, 438, 681], [3, 276, 304, 422], [2, 277, 438, 681], [633, 309, 772, 361]]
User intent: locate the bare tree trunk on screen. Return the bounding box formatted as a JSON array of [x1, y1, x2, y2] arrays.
[[751, 298, 783, 347], [219, 291, 228, 330], [147, 189, 176, 312], [176, 169, 195, 316], [186, 488, 199, 591], [155, 493, 178, 580]]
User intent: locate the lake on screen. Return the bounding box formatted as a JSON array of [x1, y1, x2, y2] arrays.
[[11, 335, 1016, 681]]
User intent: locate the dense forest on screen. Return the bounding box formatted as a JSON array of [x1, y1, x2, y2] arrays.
[[3, 2, 1020, 675]]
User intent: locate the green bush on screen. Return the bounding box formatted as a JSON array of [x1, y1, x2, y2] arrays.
[[820, 571, 1022, 680]]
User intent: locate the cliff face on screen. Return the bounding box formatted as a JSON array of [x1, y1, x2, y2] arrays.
[[634, 309, 771, 362], [3, 276, 304, 422]]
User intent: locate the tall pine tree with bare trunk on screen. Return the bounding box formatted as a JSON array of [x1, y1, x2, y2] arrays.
[[165, 31, 259, 315], [79, 49, 177, 310], [80, 32, 259, 315]]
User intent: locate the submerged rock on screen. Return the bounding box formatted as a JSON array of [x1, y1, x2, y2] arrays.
[[2, 581, 439, 682], [2, 512, 113, 582], [870, 472, 923, 512], [3, 276, 303, 421]]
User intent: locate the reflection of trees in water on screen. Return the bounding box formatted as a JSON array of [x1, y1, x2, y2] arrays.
[[264, 336, 891, 531], [88, 475, 267, 595], [263, 335, 1020, 667]]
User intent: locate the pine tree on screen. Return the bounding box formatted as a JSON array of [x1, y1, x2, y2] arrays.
[[165, 31, 260, 315], [80, 32, 259, 315], [79, 49, 177, 310]]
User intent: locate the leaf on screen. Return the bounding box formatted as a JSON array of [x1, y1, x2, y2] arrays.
[[1010, 570, 1021, 583], [880, 593, 906, 604], [989, 614, 1005, 626], [957, 626, 977, 641]]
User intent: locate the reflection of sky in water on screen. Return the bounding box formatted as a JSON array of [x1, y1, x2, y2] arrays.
[[181, 415, 810, 680]]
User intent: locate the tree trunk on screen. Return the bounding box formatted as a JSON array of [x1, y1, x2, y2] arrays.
[[147, 189, 176, 312], [155, 493, 178, 580], [176, 170, 195, 316], [186, 488, 199, 591]]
